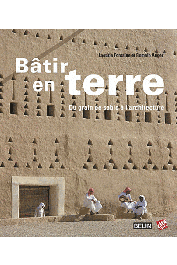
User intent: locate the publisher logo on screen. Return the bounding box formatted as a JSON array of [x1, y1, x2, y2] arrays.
[[156, 219, 168, 230], [133, 222, 152, 229]]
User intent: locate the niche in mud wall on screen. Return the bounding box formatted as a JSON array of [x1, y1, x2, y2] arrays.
[[165, 113, 171, 124], [104, 110, 111, 120], [19, 185, 50, 218], [125, 110, 132, 122], [83, 92, 90, 119], [145, 112, 151, 123], [10, 102, 18, 115], [47, 105, 55, 116], [12, 176, 65, 219]]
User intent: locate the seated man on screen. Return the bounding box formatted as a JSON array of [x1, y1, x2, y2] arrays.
[[34, 202, 45, 217], [132, 195, 147, 220], [83, 188, 102, 215], [118, 187, 136, 213]]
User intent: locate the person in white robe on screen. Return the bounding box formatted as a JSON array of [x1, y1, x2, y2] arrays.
[[132, 195, 147, 219], [118, 187, 136, 212], [83, 188, 102, 215], [34, 202, 45, 217]]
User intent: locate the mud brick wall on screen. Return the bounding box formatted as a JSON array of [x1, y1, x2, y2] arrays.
[[0, 29, 177, 218]]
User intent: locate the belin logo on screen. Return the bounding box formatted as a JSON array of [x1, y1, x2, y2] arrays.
[[133, 222, 152, 229]]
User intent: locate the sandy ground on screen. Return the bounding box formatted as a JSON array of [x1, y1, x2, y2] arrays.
[[0, 215, 176, 237]]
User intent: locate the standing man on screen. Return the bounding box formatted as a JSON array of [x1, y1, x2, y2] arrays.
[[118, 187, 136, 212]]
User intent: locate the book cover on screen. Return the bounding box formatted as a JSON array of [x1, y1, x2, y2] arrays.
[[0, 29, 176, 240]]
